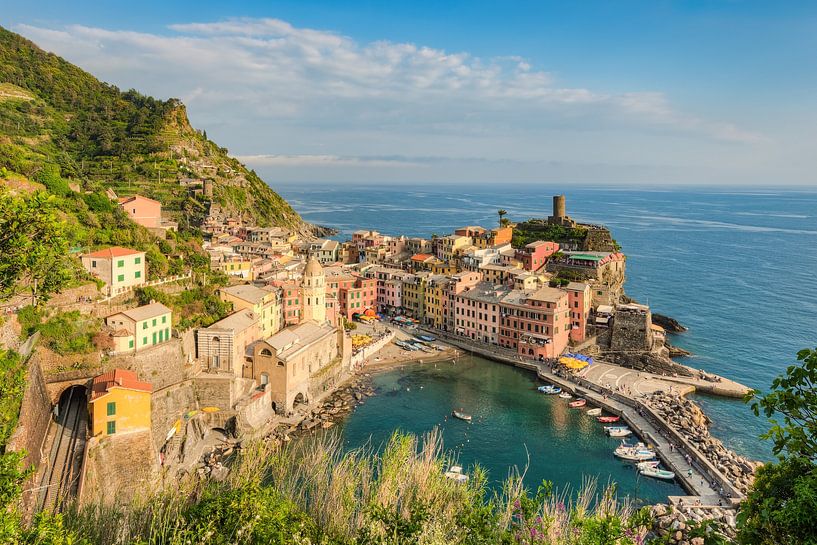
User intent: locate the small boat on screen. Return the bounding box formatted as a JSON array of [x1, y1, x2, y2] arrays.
[[537, 385, 562, 394], [444, 465, 469, 483], [597, 415, 620, 423], [614, 441, 656, 461], [640, 466, 676, 480], [586, 408, 602, 416], [568, 399, 587, 408], [558, 392, 573, 399], [636, 461, 661, 470], [607, 427, 632, 437], [452, 410, 472, 422]]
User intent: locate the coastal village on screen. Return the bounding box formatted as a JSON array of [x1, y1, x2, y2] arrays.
[[4, 187, 758, 541]]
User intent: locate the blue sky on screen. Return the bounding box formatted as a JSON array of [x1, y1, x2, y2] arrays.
[[4, 1, 817, 185]]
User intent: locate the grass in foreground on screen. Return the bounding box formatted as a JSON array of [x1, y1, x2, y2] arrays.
[[38, 430, 650, 545]]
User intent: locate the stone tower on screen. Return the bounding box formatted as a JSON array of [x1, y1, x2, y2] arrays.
[[302, 257, 326, 324]]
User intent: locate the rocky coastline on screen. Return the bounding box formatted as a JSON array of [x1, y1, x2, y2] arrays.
[[642, 392, 760, 495], [650, 503, 736, 544]]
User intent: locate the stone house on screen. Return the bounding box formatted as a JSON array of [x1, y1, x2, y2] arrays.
[[196, 310, 260, 377]]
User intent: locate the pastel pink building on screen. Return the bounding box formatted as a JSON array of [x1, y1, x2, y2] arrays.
[[565, 282, 591, 343], [454, 282, 510, 344], [498, 286, 570, 360], [445, 271, 482, 330], [118, 195, 162, 229], [515, 240, 559, 271]]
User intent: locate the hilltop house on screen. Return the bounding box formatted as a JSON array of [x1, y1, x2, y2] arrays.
[[80, 246, 146, 296], [118, 195, 162, 229]]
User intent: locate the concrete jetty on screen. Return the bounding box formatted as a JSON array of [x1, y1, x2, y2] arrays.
[[422, 329, 746, 505]]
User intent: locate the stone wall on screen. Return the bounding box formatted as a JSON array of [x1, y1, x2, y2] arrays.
[[108, 336, 192, 390], [610, 307, 652, 352], [151, 380, 198, 453], [6, 352, 52, 494]]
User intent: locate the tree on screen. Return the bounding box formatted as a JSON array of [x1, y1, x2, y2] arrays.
[[749, 347, 817, 460], [497, 209, 507, 227], [737, 457, 817, 545], [737, 348, 817, 545], [0, 190, 74, 305]]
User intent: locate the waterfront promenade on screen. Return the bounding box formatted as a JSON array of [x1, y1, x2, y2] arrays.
[[418, 328, 743, 506]]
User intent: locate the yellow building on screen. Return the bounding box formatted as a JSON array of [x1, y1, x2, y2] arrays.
[[106, 302, 172, 353], [423, 275, 450, 328], [401, 272, 429, 319], [220, 284, 282, 338], [88, 369, 152, 437], [436, 235, 471, 262], [217, 255, 254, 280]]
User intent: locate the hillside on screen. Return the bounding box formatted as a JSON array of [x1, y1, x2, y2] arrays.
[[0, 25, 306, 231]]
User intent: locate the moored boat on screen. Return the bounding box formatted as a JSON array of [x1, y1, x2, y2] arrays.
[[614, 441, 656, 461], [444, 465, 469, 483], [639, 466, 676, 480], [636, 460, 661, 470], [537, 385, 562, 394], [607, 427, 632, 437], [558, 392, 573, 399], [586, 408, 602, 416], [568, 399, 587, 408], [452, 410, 472, 422], [597, 415, 620, 423]]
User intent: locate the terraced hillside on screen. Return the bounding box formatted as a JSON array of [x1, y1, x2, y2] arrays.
[[0, 26, 304, 230]]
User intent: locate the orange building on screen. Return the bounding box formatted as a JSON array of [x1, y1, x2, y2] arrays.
[[88, 369, 152, 437], [118, 195, 162, 228]]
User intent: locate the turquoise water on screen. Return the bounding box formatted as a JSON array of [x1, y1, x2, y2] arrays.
[[337, 355, 683, 505], [277, 183, 817, 463]]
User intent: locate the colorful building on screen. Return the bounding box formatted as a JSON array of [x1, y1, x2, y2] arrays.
[[498, 287, 570, 359], [118, 195, 162, 229], [453, 282, 510, 344], [401, 272, 430, 319], [565, 282, 591, 343], [435, 235, 471, 262], [515, 240, 559, 271], [80, 246, 146, 296], [220, 284, 282, 338], [336, 274, 377, 321], [105, 302, 172, 353], [473, 227, 513, 249], [88, 369, 152, 437]]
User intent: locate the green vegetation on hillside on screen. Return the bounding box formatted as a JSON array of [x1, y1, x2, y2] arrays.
[[511, 221, 589, 249], [0, 25, 302, 229]]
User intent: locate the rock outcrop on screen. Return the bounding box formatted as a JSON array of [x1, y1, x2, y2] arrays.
[[643, 392, 761, 494], [650, 503, 737, 543]]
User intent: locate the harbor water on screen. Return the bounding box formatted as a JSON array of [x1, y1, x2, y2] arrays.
[[278, 183, 817, 468]]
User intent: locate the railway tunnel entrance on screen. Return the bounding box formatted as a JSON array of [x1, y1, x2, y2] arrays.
[[37, 385, 88, 513]]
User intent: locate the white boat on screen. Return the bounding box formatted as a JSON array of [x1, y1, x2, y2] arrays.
[[614, 441, 656, 461], [607, 427, 632, 438], [586, 408, 602, 416], [537, 385, 562, 394], [558, 392, 573, 399], [452, 410, 472, 422], [636, 461, 661, 470], [640, 466, 676, 480], [444, 465, 469, 483]]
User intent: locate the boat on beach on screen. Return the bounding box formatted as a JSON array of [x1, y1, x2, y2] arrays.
[[586, 408, 602, 416], [597, 415, 620, 423], [452, 410, 472, 422], [558, 392, 573, 399], [538, 385, 562, 394], [568, 399, 587, 408]]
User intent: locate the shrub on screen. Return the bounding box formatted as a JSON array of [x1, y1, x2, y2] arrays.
[[38, 311, 99, 355]]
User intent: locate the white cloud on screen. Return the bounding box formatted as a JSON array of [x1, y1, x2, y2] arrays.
[[11, 17, 774, 183], [235, 154, 424, 168]]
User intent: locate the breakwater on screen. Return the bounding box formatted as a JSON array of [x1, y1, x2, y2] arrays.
[[427, 330, 754, 503]]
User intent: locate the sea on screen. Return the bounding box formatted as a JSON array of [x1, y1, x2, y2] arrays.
[[275, 182, 817, 495]]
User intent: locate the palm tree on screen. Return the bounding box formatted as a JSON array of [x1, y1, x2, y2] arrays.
[[497, 209, 507, 227]]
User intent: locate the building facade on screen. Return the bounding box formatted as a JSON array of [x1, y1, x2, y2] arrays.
[[80, 246, 146, 296], [105, 302, 172, 353], [88, 369, 152, 437]]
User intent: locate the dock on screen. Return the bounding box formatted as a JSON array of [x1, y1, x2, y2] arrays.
[[422, 329, 745, 505]]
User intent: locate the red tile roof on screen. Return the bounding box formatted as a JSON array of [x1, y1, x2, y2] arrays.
[[83, 246, 144, 259], [118, 194, 161, 205], [90, 369, 152, 401], [411, 253, 434, 262]]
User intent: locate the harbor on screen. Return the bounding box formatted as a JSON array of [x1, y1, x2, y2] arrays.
[[419, 329, 752, 506]]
